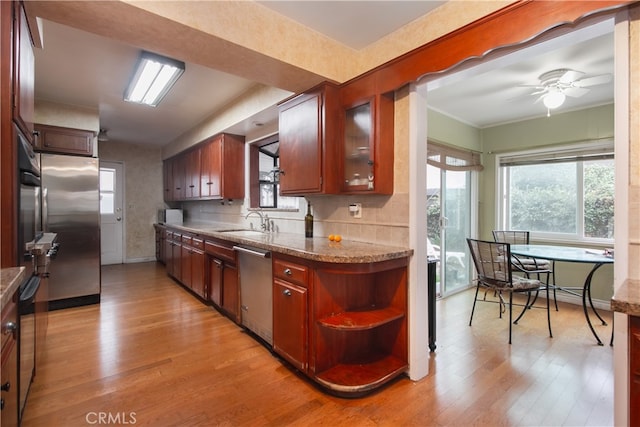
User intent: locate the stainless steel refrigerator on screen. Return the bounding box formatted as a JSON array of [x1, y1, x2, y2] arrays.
[[40, 153, 101, 309]]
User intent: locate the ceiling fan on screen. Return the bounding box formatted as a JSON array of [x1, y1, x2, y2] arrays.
[[524, 68, 612, 113]]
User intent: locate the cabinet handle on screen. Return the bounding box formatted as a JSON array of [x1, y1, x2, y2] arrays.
[[283, 289, 292, 296], [279, 170, 285, 175], [1, 397, 4, 410], [284, 268, 292, 276], [1, 382, 9, 392], [3, 321, 17, 336], [189, 185, 195, 188], [206, 182, 213, 185]]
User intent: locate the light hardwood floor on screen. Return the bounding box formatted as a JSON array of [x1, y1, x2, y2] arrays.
[[21, 262, 614, 426]]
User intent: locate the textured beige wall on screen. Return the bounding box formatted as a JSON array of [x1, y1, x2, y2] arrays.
[[34, 99, 99, 132], [98, 142, 165, 262]]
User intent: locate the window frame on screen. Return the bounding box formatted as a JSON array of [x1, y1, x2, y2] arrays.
[[248, 134, 299, 211], [496, 141, 614, 245]]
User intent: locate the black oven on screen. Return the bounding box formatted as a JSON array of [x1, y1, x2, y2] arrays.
[[17, 125, 42, 419]]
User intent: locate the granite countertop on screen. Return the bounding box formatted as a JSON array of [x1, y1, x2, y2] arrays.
[[611, 279, 640, 316], [1, 267, 26, 311], [157, 222, 413, 264]]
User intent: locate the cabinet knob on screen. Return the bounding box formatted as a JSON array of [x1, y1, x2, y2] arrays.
[[3, 321, 17, 336], [284, 268, 292, 276], [0, 382, 9, 392], [283, 289, 292, 296]]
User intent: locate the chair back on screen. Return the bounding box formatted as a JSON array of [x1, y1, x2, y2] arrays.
[[492, 230, 530, 245], [467, 238, 512, 288]]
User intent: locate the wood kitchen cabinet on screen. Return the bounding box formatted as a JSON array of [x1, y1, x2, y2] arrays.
[[272, 256, 308, 371], [311, 257, 408, 396], [33, 124, 95, 156], [179, 234, 206, 300], [185, 149, 201, 199], [200, 134, 245, 200], [155, 224, 166, 263], [277, 82, 341, 195], [166, 231, 182, 282], [340, 92, 394, 194], [163, 133, 245, 203], [13, 1, 35, 144], [630, 316, 640, 425], [1, 289, 19, 427], [205, 238, 240, 323]]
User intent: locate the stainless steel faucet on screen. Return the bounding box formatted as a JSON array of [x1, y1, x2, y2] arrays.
[[245, 210, 269, 232]]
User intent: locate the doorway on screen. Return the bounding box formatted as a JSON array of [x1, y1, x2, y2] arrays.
[[100, 161, 124, 265], [427, 164, 473, 297]]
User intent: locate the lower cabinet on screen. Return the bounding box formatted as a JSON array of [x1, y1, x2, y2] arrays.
[[205, 239, 240, 323], [165, 230, 206, 300], [630, 316, 640, 425], [272, 253, 408, 396], [161, 226, 408, 396], [1, 290, 18, 427], [273, 256, 309, 371]]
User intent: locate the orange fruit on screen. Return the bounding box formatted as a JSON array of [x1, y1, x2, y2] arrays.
[[334, 235, 342, 242], [328, 234, 335, 241]]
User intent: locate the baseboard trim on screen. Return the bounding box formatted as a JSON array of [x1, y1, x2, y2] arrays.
[[125, 257, 156, 264]]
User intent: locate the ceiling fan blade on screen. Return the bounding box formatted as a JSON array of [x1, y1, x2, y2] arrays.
[[564, 87, 590, 98], [559, 69, 584, 84], [574, 74, 612, 87]]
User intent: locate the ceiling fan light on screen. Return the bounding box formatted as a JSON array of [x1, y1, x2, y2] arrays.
[[543, 91, 566, 109]]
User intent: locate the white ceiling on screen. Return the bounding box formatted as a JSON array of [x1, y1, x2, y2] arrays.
[[33, 2, 614, 148]]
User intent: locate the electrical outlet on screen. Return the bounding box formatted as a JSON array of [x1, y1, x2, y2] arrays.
[[349, 203, 362, 219]]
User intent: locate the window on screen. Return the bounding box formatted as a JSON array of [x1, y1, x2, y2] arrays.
[[497, 142, 614, 242], [99, 167, 116, 214], [249, 135, 299, 210]]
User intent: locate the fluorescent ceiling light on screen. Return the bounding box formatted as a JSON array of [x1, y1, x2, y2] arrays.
[[124, 51, 185, 107]]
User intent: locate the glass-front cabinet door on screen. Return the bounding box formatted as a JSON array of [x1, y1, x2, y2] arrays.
[[343, 101, 374, 192]]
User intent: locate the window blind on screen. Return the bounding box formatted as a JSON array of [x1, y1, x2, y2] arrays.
[[499, 140, 614, 167], [427, 140, 483, 171]]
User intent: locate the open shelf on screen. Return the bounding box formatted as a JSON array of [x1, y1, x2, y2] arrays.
[[318, 307, 404, 330], [315, 354, 407, 395]]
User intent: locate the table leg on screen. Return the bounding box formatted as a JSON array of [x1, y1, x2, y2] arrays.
[[583, 262, 605, 346]]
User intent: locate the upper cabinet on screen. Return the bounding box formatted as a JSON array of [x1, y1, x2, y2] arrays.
[[201, 133, 244, 200], [13, 1, 35, 143], [278, 82, 341, 195], [277, 81, 394, 196], [163, 133, 245, 203], [33, 124, 96, 156], [341, 92, 394, 195]]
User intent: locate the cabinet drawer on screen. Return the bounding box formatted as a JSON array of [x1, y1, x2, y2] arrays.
[[191, 237, 204, 250], [274, 258, 308, 287], [205, 240, 236, 263], [181, 235, 192, 245]]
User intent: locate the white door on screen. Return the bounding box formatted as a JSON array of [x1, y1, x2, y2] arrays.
[[100, 161, 124, 265]]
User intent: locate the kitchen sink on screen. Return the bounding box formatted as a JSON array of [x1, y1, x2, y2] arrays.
[[219, 229, 265, 237]]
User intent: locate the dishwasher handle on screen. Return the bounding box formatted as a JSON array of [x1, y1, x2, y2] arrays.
[[233, 245, 271, 258]]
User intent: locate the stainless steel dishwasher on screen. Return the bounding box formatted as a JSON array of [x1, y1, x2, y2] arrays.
[[234, 245, 273, 346]]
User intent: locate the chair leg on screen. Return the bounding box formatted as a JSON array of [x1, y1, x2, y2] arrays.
[[546, 279, 553, 338], [508, 292, 513, 344], [513, 291, 532, 324], [469, 284, 480, 326]]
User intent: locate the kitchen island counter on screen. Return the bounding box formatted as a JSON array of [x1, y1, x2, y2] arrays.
[[158, 222, 413, 264]]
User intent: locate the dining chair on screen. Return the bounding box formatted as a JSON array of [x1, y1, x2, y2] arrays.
[[492, 230, 557, 310], [467, 238, 553, 344]]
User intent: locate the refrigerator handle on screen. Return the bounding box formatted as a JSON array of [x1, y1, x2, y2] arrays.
[[42, 187, 48, 233]]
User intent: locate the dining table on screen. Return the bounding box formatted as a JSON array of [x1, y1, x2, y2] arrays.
[[510, 244, 614, 346]]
